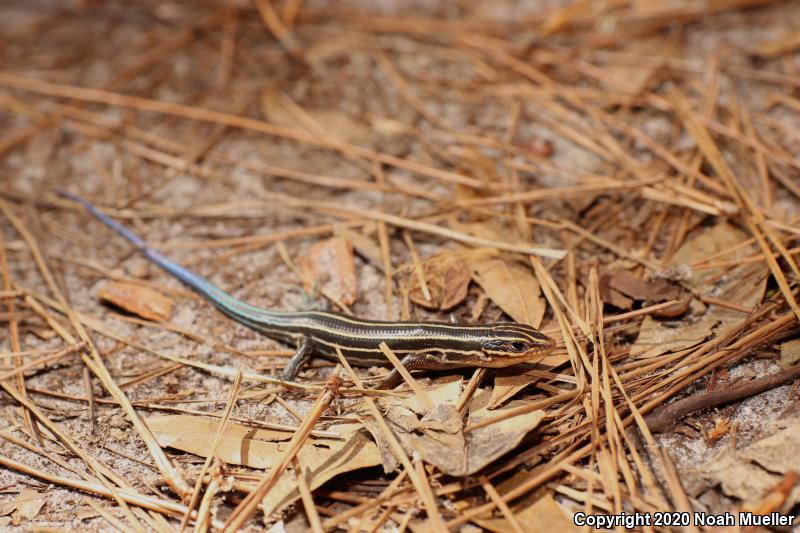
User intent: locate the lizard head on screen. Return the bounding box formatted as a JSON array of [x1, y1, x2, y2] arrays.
[[478, 324, 555, 366]]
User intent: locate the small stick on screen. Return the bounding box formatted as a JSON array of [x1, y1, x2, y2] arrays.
[[480, 476, 525, 533], [379, 342, 434, 411], [179, 370, 243, 531], [334, 347, 447, 532], [402, 230, 432, 302], [293, 457, 324, 533], [83, 366, 96, 435], [222, 372, 341, 532], [457, 368, 486, 416], [645, 365, 800, 433], [0, 341, 86, 382], [0, 454, 211, 522]]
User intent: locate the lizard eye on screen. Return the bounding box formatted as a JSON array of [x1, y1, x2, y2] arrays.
[[510, 341, 527, 352]]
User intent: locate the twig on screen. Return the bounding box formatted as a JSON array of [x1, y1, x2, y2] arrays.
[[179, 370, 243, 531], [222, 372, 341, 531], [378, 342, 434, 410], [334, 347, 448, 532], [0, 454, 214, 524], [645, 365, 800, 433]]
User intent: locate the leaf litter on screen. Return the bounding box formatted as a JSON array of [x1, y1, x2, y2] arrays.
[[1, 1, 800, 531]]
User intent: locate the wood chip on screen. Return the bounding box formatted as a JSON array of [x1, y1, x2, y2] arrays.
[[297, 236, 357, 305], [97, 281, 173, 322]]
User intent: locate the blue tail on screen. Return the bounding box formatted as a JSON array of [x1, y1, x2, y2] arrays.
[[57, 190, 274, 323]]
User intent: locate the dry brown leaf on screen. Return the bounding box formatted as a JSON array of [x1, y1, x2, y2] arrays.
[[600, 269, 681, 302], [450, 220, 522, 245], [97, 281, 173, 322], [260, 426, 381, 516], [465, 389, 545, 473], [475, 489, 579, 533], [468, 257, 545, 328], [308, 109, 372, 144], [750, 31, 800, 58], [261, 89, 301, 131], [600, 284, 635, 309], [334, 227, 384, 272], [743, 472, 799, 515], [699, 419, 800, 507], [146, 415, 293, 465], [12, 490, 45, 520], [449, 145, 504, 184], [297, 236, 357, 305], [145, 415, 381, 516], [261, 88, 370, 143], [360, 379, 463, 473], [713, 261, 769, 317], [489, 372, 538, 409], [597, 268, 690, 316], [360, 382, 545, 476], [601, 35, 675, 96], [75, 506, 100, 521], [781, 339, 800, 365], [632, 255, 766, 359], [630, 314, 720, 359], [305, 33, 364, 65], [667, 222, 750, 290], [408, 253, 471, 311]]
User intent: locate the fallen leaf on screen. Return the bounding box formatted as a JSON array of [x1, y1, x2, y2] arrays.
[[712, 261, 768, 317], [360, 382, 545, 476], [145, 415, 382, 516], [599, 284, 635, 309], [98, 281, 173, 322], [700, 260, 769, 342], [334, 227, 384, 272], [781, 339, 800, 365], [489, 372, 538, 409], [13, 490, 45, 520], [599, 268, 681, 302], [261, 89, 302, 132], [309, 109, 372, 144], [146, 415, 293, 466], [667, 222, 751, 291], [408, 253, 472, 311], [600, 35, 675, 97], [475, 489, 579, 533], [297, 236, 357, 305], [750, 31, 800, 58], [630, 314, 719, 359], [360, 379, 463, 473], [698, 419, 800, 507], [468, 256, 545, 328], [743, 472, 799, 515], [261, 88, 370, 143], [75, 506, 100, 521], [260, 426, 381, 516], [465, 389, 545, 474], [448, 146, 503, 184]]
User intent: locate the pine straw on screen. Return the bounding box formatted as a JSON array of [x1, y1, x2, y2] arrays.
[[1, 1, 800, 530]]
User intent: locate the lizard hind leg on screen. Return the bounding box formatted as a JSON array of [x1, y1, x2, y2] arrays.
[[375, 352, 447, 390], [283, 336, 315, 380]]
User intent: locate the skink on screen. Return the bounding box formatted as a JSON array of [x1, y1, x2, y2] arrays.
[[60, 191, 555, 388]]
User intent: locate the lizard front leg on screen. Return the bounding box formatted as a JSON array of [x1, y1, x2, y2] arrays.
[[283, 336, 315, 380]]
